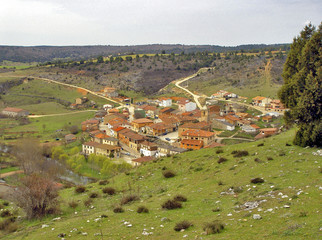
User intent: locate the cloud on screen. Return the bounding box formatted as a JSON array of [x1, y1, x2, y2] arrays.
[[0, 0, 321, 46]]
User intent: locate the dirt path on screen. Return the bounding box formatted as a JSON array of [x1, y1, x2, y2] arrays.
[[0, 75, 124, 107], [28, 110, 96, 118], [0, 170, 23, 178]]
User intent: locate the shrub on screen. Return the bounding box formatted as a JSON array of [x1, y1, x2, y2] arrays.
[[216, 149, 224, 154], [89, 192, 99, 198], [137, 206, 149, 213], [13, 174, 59, 219], [250, 178, 265, 184], [254, 158, 262, 163], [174, 220, 193, 231], [162, 199, 182, 210], [3, 201, 9, 206], [162, 170, 176, 178], [0, 209, 12, 217], [173, 195, 187, 202], [0, 218, 18, 233], [279, 151, 286, 156], [68, 201, 78, 209], [232, 150, 249, 157], [257, 143, 264, 147], [99, 180, 109, 185], [217, 157, 227, 164], [83, 198, 93, 208], [286, 143, 291, 146], [218, 181, 224, 186], [75, 186, 86, 193], [267, 157, 273, 160], [203, 220, 225, 234], [120, 194, 139, 205], [102, 187, 116, 195], [113, 206, 124, 213]]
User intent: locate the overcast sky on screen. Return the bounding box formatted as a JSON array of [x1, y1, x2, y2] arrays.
[[0, 0, 321, 46]]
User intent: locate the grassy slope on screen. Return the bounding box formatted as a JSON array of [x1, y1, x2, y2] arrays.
[[3, 129, 321, 240], [0, 76, 116, 114]]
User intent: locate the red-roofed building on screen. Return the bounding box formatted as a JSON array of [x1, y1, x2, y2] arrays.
[[158, 97, 172, 107], [178, 121, 211, 137], [2, 107, 29, 117], [139, 141, 158, 156], [146, 122, 175, 136], [255, 128, 278, 140], [180, 139, 203, 150], [81, 119, 99, 132], [131, 118, 154, 132], [181, 129, 216, 146]]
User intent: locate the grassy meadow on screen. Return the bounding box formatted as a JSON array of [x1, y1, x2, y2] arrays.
[[2, 129, 321, 239]]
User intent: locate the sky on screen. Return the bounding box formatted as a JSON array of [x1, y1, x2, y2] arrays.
[[0, 0, 321, 46]]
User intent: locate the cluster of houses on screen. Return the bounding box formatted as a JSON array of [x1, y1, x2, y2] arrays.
[[78, 91, 283, 165], [252, 97, 286, 113]]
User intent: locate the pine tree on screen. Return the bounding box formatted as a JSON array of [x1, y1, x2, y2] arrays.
[[278, 23, 322, 147]]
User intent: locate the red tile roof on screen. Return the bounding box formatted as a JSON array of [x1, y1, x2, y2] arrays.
[[3, 107, 26, 113], [181, 129, 215, 138], [94, 133, 110, 139], [132, 118, 154, 124]]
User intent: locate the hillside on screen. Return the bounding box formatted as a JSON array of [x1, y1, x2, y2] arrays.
[[2, 129, 321, 239], [0, 44, 290, 63], [2, 51, 286, 96], [185, 53, 286, 99]]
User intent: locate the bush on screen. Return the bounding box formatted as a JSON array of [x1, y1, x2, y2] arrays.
[[113, 206, 124, 213], [120, 194, 139, 205], [250, 178, 265, 184], [83, 198, 93, 208], [68, 201, 78, 209], [0, 218, 17, 233], [257, 143, 264, 147], [89, 192, 99, 198], [254, 158, 262, 163], [75, 186, 86, 193], [173, 195, 187, 202], [0, 210, 12, 217], [267, 157, 273, 161], [174, 220, 193, 231], [99, 180, 109, 185], [203, 220, 225, 234], [137, 206, 149, 213], [217, 157, 227, 164], [3, 201, 9, 206], [232, 150, 249, 157], [216, 149, 224, 154], [13, 174, 59, 219], [162, 170, 176, 178], [162, 199, 182, 210], [102, 187, 116, 195], [218, 180, 224, 186]]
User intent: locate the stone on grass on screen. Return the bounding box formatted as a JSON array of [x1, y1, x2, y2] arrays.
[[253, 214, 262, 220]]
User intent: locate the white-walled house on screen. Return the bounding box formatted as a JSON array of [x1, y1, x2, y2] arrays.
[[139, 141, 158, 157], [178, 100, 197, 112], [158, 97, 172, 107]]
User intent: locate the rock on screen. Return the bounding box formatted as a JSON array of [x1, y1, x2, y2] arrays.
[[82, 232, 88, 236], [253, 214, 262, 220], [161, 217, 170, 222], [284, 205, 290, 208], [42, 224, 49, 228], [53, 217, 61, 221], [58, 233, 66, 238], [227, 213, 232, 216]]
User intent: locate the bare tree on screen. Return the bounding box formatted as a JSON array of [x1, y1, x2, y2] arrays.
[[12, 173, 59, 219]]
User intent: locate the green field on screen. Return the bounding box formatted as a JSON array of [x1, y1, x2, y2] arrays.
[[0, 77, 117, 114], [2, 129, 321, 239], [2, 111, 95, 140]]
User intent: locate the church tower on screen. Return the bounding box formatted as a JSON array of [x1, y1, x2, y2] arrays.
[[201, 106, 209, 123]]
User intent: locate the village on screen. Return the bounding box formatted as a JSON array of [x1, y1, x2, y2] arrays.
[[56, 86, 288, 166]]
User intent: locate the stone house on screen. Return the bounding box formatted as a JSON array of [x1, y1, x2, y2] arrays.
[[1, 107, 29, 117], [181, 129, 216, 146]]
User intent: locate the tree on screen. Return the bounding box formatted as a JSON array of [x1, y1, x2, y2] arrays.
[[97, 56, 104, 63], [12, 173, 59, 219], [278, 23, 321, 147]]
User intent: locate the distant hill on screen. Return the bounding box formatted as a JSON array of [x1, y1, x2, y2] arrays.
[[0, 44, 290, 63]]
